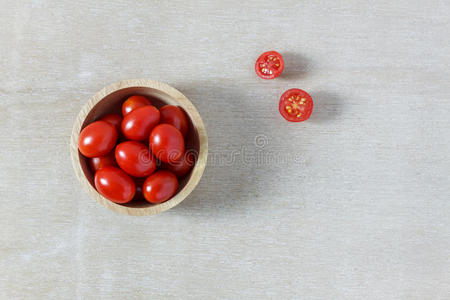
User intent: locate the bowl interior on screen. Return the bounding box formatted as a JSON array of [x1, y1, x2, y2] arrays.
[[79, 86, 199, 208]]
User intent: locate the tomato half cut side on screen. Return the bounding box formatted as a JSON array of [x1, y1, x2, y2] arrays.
[[255, 51, 284, 79], [279, 89, 313, 122]]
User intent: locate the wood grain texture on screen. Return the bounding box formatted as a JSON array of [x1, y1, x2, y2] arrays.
[[70, 79, 208, 216], [0, 0, 449, 299]]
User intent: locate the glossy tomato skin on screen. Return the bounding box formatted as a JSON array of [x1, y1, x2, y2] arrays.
[[255, 51, 284, 79], [78, 121, 118, 158], [122, 95, 151, 116], [100, 114, 122, 132], [159, 105, 189, 137], [143, 170, 178, 204], [279, 89, 313, 122], [89, 152, 116, 172], [94, 166, 135, 203], [162, 151, 195, 178], [115, 141, 156, 177], [121, 105, 160, 141], [149, 124, 185, 163]]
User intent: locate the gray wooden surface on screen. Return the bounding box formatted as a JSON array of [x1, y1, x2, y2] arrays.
[[1, 0, 449, 299]]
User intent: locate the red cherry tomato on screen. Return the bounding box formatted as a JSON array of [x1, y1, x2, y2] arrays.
[[255, 51, 284, 79], [149, 124, 185, 163], [121, 105, 160, 141], [162, 151, 195, 178], [115, 141, 156, 177], [122, 95, 151, 116], [143, 170, 178, 204], [78, 121, 118, 158], [94, 166, 135, 203], [89, 152, 116, 172], [279, 89, 313, 122], [100, 114, 122, 132], [159, 105, 189, 137]]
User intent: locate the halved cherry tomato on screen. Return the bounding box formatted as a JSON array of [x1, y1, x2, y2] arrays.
[[143, 170, 178, 204], [121, 105, 160, 141], [149, 124, 185, 163], [89, 152, 116, 172], [159, 105, 189, 137], [94, 166, 135, 203], [279, 89, 313, 122], [122, 95, 151, 116], [162, 151, 195, 177], [100, 114, 122, 132], [255, 51, 284, 79], [115, 141, 156, 177], [78, 121, 118, 158]]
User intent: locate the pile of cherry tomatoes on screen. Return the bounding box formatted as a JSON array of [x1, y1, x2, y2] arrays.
[[78, 95, 194, 204]]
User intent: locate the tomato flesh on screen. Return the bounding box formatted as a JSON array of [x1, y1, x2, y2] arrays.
[[122, 95, 151, 116], [255, 51, 284, 79], [115, 141, 156, 177], [78, 121, 118, 158], [143, 170, 178, 204], [279, 89, 313, 122], [94, 166, 135, 203]]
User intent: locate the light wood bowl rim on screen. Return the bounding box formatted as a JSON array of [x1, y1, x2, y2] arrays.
[[70, 79, 208, 216]]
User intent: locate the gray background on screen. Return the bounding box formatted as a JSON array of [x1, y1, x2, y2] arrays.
[[1, 0, 449, 299]]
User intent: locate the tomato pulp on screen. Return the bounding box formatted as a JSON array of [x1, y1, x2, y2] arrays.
[[255, 51, 284, 79], [279, 89, 313, 122]]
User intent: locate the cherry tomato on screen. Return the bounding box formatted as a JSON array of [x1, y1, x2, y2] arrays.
[[149, 124, 185, 163], [255, 51, 284, 79], [159, 105, 189, 137], [100, 114, 122, 132], [121, 105, 160, 141], [162, 151, 195, 177], [122, 95, 151, 116], [78, 121, 118, 158], [94, 166, 135, 204], [143, 170, 178, 204], [115, 141, 156, 177], [279, 89, 314, 122], [89, 152, 116, 172]]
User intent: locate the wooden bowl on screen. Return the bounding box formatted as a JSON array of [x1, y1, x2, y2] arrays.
[[70, 79, 208, 216]]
